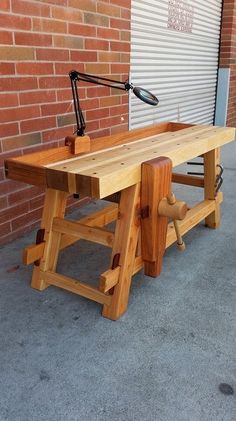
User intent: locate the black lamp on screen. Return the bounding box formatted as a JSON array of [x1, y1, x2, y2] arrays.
[[69, 70, 159, 136]]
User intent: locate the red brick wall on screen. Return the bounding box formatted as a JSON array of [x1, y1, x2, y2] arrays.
[[0, 0, 131, 245], [219, 0, 236, 127]]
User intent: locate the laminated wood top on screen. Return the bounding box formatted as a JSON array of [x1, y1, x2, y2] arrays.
[[5, 122, 235, 199]]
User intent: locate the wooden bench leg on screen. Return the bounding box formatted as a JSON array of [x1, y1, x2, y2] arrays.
[[102, 183, 141, 320], [141, 156, 172, 277], [204, 148, 221, 228], [31, 189, 68, 291]]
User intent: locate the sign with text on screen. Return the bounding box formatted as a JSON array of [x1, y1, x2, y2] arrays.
[[168, 0, 194, 33]]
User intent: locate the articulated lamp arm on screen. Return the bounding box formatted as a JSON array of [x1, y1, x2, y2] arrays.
[[69, 70, 159, 137]]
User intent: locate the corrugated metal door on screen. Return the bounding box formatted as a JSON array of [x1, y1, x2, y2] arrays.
[[130, 0, 222, 128]]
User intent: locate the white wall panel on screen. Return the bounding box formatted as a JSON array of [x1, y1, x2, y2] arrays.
[[130, 0, 223, 128]]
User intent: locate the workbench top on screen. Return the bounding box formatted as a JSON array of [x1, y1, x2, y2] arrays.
[[5, 122, 235, 199]]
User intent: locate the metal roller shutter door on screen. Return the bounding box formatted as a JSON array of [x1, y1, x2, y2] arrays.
[[130, 0, 223, 128]]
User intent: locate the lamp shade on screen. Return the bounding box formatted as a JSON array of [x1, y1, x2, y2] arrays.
[[133, 86, 159, 106]]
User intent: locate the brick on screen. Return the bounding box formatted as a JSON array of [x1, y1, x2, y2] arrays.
[[42, 125, 75, 142], [68, 23, 96, 37], [1, 122, 19, 138], [121, 95, 128, 104], [53, 35, 83, 49], [0, 169, 4, 182], [11, 207, 42, 231], [68, 0, 96, 12], [111, 122, 128, 134], [33, 18, 67, 34], [110, 17, 130, 30], [39, 76, 69, 89], [121, 8, 131, 20], [16, 62, 54, 75], [20, 117, 56, 134], [86, 86, 110, 98], [98, 52, 120, 62], [12, 0, 50, 17], [219, 59, 230, 67], [97, 3, 121, 17], [85, 38, 109, 51], [2, 132, 41, 152], [70, 50, 97, 62], [0, 195, 7, 210], [99, 96, 120, 107], [85, 63, 110, 74], [8, 185, 43, 206], [120, 30, 130, 41], [110, 41, 130, 52], [21, 140, 58, 154], [36, 48, 69, 61], [89, 128, 110, 139], [0, 93, 18, 108], [99, 115, 122, 129], [0, 105, 40, 124], [0, 202, 29, 224], [220, 47, 232, 54], [0, 222, 11, 240], [120, 52, 130, 63], [0, 46, 34, 61], [1, 0, 10, 11], [86, 119, 99, 132], [29, 194, 45, 211], [0, 175, 24, 194], [221, 29, 233, 37], [36, 0, 67, 4], [0, 63, 15, 75], [84, 13, 109, 27], [52, 7, 82, 22], [54, 63, 82, 75], [20, 90, 56, 105], [0, 13, 31, 30], [111, 63, 130, 73], [57, 113, 75, 127], [0, 30, 13, 44], [0, 76, 38, 92], [97, 27, 120, 40], [110, 0, 131, 7], [41, 102, 72, 116], [86, 107, 110, 121], [80, 98, 99, 110], [15, 32, 52, 47], [56, 88, 81, 102], [109, 104, 128, 116]]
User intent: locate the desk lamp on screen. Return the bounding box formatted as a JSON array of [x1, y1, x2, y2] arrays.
[[69, 70, 159, 136]]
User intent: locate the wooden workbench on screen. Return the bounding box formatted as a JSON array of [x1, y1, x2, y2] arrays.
[[5, 122, 235, 320]]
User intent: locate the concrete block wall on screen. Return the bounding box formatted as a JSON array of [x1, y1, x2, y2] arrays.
[[0, 0, 131, 245], [219, 0, 236, 127]]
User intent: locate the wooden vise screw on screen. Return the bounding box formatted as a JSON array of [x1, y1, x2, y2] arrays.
[[158, 192, 187, 251]]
